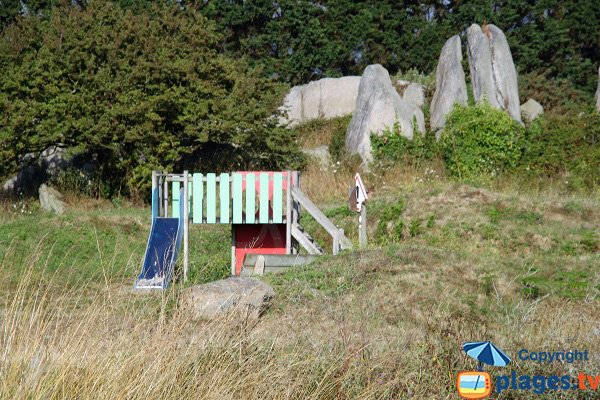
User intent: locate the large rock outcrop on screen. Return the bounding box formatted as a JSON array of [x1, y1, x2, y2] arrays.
[[596, 68, 600, 112], [467, 24, 521, 123], [2, 146, 68, 194], [280, 76, 361, 126], [346, 64, 425, 165], [520, 98, 544, 122], [430, 35, 468, 133], [179, 277, 274, 320]]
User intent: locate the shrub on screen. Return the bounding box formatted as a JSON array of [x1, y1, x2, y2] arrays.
[[371, 121, 439, 166], [519, 72, 591, 115], [520, 112, 600, 189], [439, 102, 524, 179], [0, 2, 302, 198]]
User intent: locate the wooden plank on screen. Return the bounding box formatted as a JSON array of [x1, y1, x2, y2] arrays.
[[243, 254, 319, 267], [183, 171, 189, 281], [272, 173, 283, 223], [232, 173, 243, 224], [285, 172, 291, 254], [220, 173, 230, 223], [359, 206, 367, 249], [245, 173, 256, 223], [151, 171, 158, 219], [206, 173, 217, 223], [187, 181, 192, 218], [172, 181, 180, 218], [259, 173, 269, 224], [240, 266, 297, 277], [291, 223, 324, 255], [291, 186, 352, 250], [192, 173, 203, 223], [163, 174, 169, 217]]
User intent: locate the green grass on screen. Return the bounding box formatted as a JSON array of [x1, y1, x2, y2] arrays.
[[0, 203, 231, 289], [0, 178, 598, 399]]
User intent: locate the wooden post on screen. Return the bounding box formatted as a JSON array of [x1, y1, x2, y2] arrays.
[[163, 171, 169, 218], [285, 171, 292, 254], [359, 205, 367, 249], [183, 170, 189, 282], [291, 171, 299, 254], [151, 171, 158, 219], [333, 230, 339, 255]]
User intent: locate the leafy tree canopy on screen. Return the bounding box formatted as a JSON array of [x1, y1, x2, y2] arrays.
[[0, 2, 301, 196], [195, 0, 599, 92]]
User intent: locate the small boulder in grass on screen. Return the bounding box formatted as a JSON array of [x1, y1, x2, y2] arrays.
[[39, 184, 66, 214], [520, 99, 544, 122], [179, 277, 275, 320]]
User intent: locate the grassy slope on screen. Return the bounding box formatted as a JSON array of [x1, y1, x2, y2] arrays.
[[0, 167, 598, 398]]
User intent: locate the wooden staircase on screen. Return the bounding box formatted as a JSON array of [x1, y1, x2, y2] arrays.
[[292, 223, 325, 255], [290, 186, 352, 255]]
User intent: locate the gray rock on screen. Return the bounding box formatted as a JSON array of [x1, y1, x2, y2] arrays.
[[467, 24, 521, 123], [179, 277, 274, 320], [2, 146, 68, 194], [346, 64, 425, 165], [301, 145, 331, 168], [596, 68, 600, 112], [280, 76, 361, 126], [397, 81, 425, 108], [430, 35, 468, 133], [39, 184, 66, 214], [404, 84, 425, 108], [520, 98, 544, 122], [41, 146, 67, 176]]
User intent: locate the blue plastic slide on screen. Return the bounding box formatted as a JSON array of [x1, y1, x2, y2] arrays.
[[134, 188, 184, 289]]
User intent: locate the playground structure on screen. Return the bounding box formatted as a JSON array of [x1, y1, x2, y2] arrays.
[[135, 170, 352, 289]]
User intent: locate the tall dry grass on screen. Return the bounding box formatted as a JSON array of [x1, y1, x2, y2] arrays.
[[0, 242, 398, 399], [1, 177, 598, 399], [300, 159, 447, 205]]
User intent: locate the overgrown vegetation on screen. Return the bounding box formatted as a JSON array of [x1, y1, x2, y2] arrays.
[[0, 177, 598, 398], [0, 2, 303, 198], [439, 102, 525, 179], [371, 122, 439, 168], [368, 102, 598, 192], [520, 112, 600, 189]]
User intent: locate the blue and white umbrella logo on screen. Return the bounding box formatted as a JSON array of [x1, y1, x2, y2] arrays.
[[463, 341, 511, 370]]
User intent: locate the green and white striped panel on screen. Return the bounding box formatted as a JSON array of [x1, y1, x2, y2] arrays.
[[272, 172, 283, 223], [172, 181, 180, 218], [192, 173, 203, 223], [232, 173, 243, 224], [220, 173, 230, 223], [259, 173, 270, 223]]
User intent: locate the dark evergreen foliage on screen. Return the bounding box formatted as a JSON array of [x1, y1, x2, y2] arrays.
[[0, 2, 301, 197]]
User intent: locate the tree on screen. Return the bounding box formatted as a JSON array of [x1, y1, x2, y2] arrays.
[[0, 2, 301, 197]]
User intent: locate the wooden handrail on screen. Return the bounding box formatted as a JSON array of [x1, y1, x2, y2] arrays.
[[291, 186, 352, 253]]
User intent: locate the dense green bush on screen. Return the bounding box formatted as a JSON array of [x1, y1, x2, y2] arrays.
[[371, 122, 439, 167], [0, 2, 302, 198], [439, 103, 525, 179], [519, 72, 592, 115], [520, 112, 599, 189]]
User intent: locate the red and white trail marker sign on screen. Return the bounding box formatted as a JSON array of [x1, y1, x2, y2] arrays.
[[354, 173, 368, 212]]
